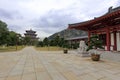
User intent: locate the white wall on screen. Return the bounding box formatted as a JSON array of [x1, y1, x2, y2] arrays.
[[104, 33, 114, 51], [103, 32, 120, 51], [111, 33, 114, 45], [110, 33, 114, 51], [117, 32, 120, 51]]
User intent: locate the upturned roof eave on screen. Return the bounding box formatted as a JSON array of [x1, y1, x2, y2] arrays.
[[68, 9, 120, 30]]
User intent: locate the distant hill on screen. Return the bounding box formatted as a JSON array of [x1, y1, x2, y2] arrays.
[[48, 29, 87, 40]]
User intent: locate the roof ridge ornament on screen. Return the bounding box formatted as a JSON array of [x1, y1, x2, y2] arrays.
[[108, 6, 113, 13]]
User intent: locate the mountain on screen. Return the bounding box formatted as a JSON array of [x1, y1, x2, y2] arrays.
[[48, 29, 87, 40]]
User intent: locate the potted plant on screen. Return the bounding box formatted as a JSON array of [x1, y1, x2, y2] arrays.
[[63, 48, 68, 54], [87, 35, 104, 61], [63, 41, 68, 54]]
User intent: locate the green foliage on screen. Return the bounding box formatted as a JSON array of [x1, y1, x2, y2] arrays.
[[23, 36, 38, 46], [0, 20, 8, 31], [37, 36, 76, 50], [50, 36, 69, 48], [71, 43, 79, 49], [37, 36, 68, 48], [59, 38, 65, 47], [0, 20, 24, 46], [87, 35, 104, 51], [54, 36, 60, 46], [24, 37, 31, 45], [49, 40, 55, 46], [0, 20, 9, 45], [62, 40, 69, 48], [43, 37, 49, 46], [7, 31, 17, 46], [37, 41, 44, 47]]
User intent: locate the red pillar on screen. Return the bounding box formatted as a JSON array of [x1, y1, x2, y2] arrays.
[[106, 28, 111, 51], [88, 31, 91, 41], [113, 31, 117, 51], [88, 31, 91, 45]]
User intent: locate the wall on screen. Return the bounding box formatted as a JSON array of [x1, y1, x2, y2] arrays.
[[117, 32, 120, 51], [110, 33, 114, 51]]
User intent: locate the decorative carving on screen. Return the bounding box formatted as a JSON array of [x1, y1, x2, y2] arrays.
[[77, 40, 90, 57]]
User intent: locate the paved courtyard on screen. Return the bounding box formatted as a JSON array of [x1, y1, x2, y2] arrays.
[[0, 47, 120, 80]]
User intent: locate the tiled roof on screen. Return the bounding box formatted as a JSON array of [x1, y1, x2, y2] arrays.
[[65, 36, 88, 40], [107, 6, 120, 14], [68, 6, 120, 30], [68, 20, 90, 27]]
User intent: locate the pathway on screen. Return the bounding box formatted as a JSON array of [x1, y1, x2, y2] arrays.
[[0, 47, 120, 80]]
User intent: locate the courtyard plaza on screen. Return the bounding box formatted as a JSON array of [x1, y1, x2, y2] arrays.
[[0, 47, 120, 80]]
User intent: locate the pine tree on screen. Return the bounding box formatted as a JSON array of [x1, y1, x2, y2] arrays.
[[87, 35, 104, 51]]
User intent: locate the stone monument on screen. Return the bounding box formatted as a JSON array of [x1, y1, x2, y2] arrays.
[[77, 40, 90, 57]]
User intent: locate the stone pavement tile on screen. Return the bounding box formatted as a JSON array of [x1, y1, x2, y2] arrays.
[[0, 77, 5, 80], [106, 75, 120, 80], [108, 66, 120, 74], [17, 61, 26, 65], [39, 57, 67, 80], [104, 69, 120, 74], [51, 61, 85, 77], [23, 67, 35, 74], [69, 68, 85, 76], [44, 63, 65, 80], [86, 72, 105, 80], [22, 73, 36, 80], [98, 71, 120, 80], [51, 61, 67, 72], [25, 64, 33, 67], [34, 62, 46, 72], [13, 65, 24, 70], [6, 75, 21, 80], [79, 74, 98, 80], [74, 68, 92, 76], [48, 71, 67, 80], [1, 47, 120, 80], [9, 70, 23, 76], [116, 73, 120, 76], [99, 77, 117, 80], [36, 72, 52, 80], [35, 67, 46, 72], [51, 61, 83, 80], [0, 64, 13, 73], [0, 72, 8, 78], [105, 61, 120, 67], [87, 65, 103, 72], [62, 71, 80, 80]]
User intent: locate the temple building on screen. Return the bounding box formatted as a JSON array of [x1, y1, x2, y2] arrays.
[[65, 36, 88, 45], [24, 29, 38, 45], [68, 6, 120, 51]]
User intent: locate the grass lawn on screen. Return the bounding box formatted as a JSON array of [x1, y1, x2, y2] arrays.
[[35, 46, 64, 51], [0, 46, 25, 52]]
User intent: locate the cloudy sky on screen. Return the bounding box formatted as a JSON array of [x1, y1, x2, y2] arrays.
[[0, 0, 119, 38]]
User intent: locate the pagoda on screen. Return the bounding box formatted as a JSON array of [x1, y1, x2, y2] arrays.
[[24, 29, 38, 45]]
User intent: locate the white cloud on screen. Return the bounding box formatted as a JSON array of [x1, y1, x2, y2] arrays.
[[0, 0, 119, 38]]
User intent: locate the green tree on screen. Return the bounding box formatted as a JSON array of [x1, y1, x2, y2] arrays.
[[54, 36, 60, 46], [87, 35, 104, 51], [0, 20, 9, 45], [7, 31, 17, 46], [0, 20, 8, 31], [24, 37, 31, 45], [0, 20, 24, 46], [43, 37, 49, 46], [37, 41, 44, 47], [49, 40, 55, 46], [59, 38, 65, 47]]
